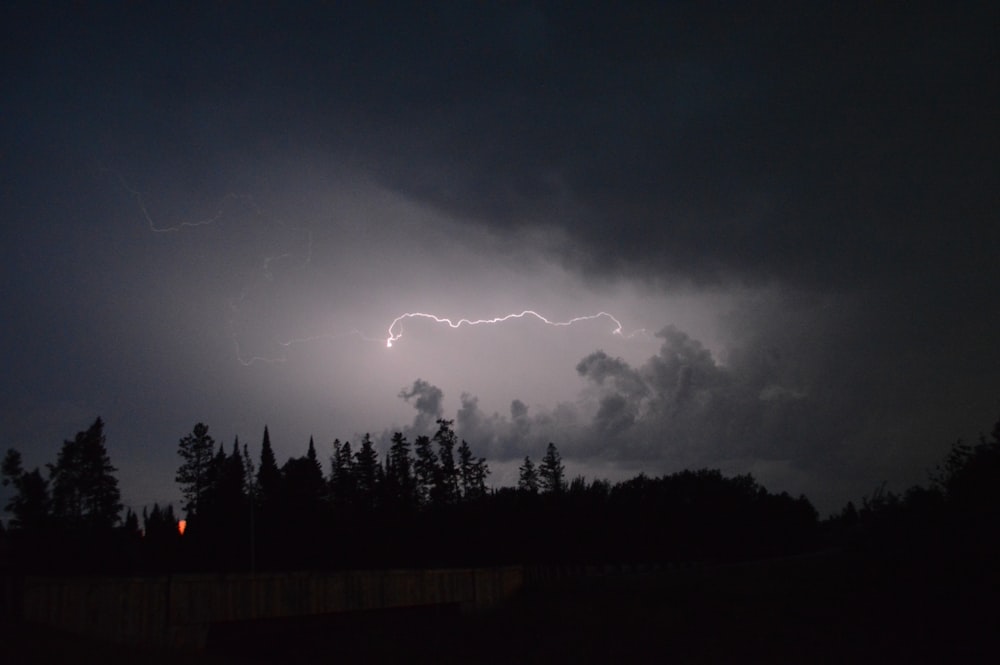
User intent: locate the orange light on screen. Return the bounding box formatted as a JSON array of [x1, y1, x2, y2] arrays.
[[178, 519, 187, 535]]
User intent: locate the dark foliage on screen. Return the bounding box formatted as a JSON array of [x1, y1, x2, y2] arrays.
[[175, 422, 215, 519], [48, 418, 122, 529], [12, 412, 1000, 579]]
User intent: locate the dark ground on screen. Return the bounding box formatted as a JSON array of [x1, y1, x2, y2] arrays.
[[2, 551, 995, 664]]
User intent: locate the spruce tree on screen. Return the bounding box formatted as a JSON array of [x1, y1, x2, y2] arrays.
[[2, 449, 51, 529], [458, 440, 475, 499], [518, 456, 539, 494], [387, 432, 416, 509], [470, 456, 490, 500], [330, 439, 356, 509], [49, 417, 122, 528], [176, 422, 216, 519], [413, 435, 438, 506], [256, 426, 282, 510], [354, 434, 381, 509], [539, 442, 565, 494], [458, 440, 490, 500], [432, 419, 459, 505], [283, 437, 326, 511]]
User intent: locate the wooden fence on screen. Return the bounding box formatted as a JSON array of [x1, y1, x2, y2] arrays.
[[21, 566, 525, 648]]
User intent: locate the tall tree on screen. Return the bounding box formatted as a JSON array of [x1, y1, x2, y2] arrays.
[[283, 437, 326, 512], [256, 426, 282, 510], [469, 456, 490, 501], [49, 418, 122, 528], [413, 435, 438, 506], [122, 508, 141, 538], [517, 455, 539, 494], [458, 440, 489, 500], [176, 422, 216, 519], [354, 434, 382, 509], [432, 419, 459, 505], [215, 439, 248, 514], [305, 437, 323, 480], [1, 449, 51, 529], [330, 439, 356, 508], [539, 442, 565, 494], [386, 432, 417, 509], [458, 440, 475, 498]]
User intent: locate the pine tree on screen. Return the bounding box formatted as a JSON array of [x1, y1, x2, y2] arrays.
[[306, 437, 323, 480], [354, 434, 381, 509], [219, 440, 248, 511], [142, 502, 179, 542], [539, 442, 565, 494], [49, 417, 122, 528], [2, 449, 51, 529], [458, 440, 474, 498], [283, 437, 326, 511], [330, 439, 356, 508], [458, 440, 490, 500], [413, 435, 438, 506], [256, 426, 282, 511], [432, 419, 459, 505], [387, 432, 417, 509], [122, 508, 141, 538], [518, 456, 539, 494], [176, 422, 216, 519], [470, 457, 490, 500]]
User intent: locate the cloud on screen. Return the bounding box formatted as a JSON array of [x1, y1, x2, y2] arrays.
[[433, 321, 872, 510], [397, 379, 444, 436]]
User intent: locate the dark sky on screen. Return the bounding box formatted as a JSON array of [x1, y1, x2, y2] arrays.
[[2, 2, 997, 516]]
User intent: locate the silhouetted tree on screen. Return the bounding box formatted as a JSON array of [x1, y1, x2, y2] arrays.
[[282, 438, 326, 511], [49, 418, 122, 528], [143, 502, 179, 540], [141, 502, 180, 570], [458, 440, 475, 496], [122, 508, 140, 538], [330, 439, 356, 509], [306, 437, 322, 476], [414, 435, 438, 505], [934, 419, 1000, 514], [458, 439, 489, 500], [517, 456, 539, 494], [242, 443, 256, 503], [354, 434, 382, 509], [216, 440, 249, 512], [205, 442, 226, 504], [256, 426, 282, 510], [433, 419, 460, 505], [386, 432, 417, 509], [176, 422, 216, 519], [539, 442, 565, 494], [1, 449, 51, 530]]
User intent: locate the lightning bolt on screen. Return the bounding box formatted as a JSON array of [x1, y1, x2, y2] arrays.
[[385, 310, 645, 348], [113, 172, 261, 233]]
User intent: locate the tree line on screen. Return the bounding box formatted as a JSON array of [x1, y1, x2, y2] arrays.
[[4, 413, 1000, 574]]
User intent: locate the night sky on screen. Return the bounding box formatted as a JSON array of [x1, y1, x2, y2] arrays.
[[2, 3, 996, 516]]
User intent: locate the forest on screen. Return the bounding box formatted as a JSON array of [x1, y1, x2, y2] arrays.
[[2, 414, 1000, 578]]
